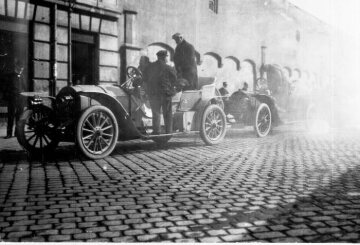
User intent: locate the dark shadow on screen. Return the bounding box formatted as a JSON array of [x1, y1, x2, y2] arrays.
[[186, 161, 360, 242], [0, 126, 302, 163], [0, 136, 205, 163]]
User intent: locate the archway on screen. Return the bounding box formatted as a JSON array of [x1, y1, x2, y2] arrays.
[[216, 57, 239, 93], [238, 59, 256, 92], [146, 42, 175, 66], [225, 56, 240, 71], [198, 53, 220, 78], [204, 52, 222, 68], [283, 66, 292, 79]]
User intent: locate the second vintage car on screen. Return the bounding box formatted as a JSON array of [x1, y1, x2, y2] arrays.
[[223, 85, 282, 137]]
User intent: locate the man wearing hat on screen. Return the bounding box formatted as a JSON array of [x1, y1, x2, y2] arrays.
[[172, 33, 198, 90], [143, 50, 177, 134]]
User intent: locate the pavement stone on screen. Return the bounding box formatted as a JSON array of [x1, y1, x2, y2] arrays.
[[1, 127, 360, 242]]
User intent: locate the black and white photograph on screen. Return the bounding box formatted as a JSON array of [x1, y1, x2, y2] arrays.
[[1, 0, 360, 242]]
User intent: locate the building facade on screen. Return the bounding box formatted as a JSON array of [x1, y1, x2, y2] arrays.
[[122, 0, 332, 93], [0, 0, 122, 105], [0, 0, 332, 112]]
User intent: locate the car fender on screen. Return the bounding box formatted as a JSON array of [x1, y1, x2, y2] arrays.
[[253, 94, 281, 125], [79, 91, 141, 140]]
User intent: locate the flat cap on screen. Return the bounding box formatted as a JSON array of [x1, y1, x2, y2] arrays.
[[172, 33, 182, 39], [156, 50, 168, 57]]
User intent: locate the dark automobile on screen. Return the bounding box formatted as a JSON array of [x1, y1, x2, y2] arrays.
[[16, 67, 227, 159], [223, 85, 282, 137]]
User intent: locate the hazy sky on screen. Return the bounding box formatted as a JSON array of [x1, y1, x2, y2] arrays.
[[289, 0, 360, 38]]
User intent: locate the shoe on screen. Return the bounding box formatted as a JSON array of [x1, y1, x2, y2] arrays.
[[4, 135, 12, 139]]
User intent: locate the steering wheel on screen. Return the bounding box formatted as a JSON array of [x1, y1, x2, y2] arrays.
[[126, 66, 142, 80], [121, 66, 143, 90]]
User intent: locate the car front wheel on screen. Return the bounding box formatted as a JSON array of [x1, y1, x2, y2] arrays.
[[254, 103, 272, 137], [200, 104, 227, 145], [76, 106, 118, 159]]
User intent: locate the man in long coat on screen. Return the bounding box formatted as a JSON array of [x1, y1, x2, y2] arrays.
[[172, 33, 198, 90], [4, 57, 23, 139], [143, 50, 177, 134]]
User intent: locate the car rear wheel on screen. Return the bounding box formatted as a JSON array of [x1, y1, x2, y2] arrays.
[[16, 106, 59, 155], [254, 103, 272, 137], [76, 106, 118, 159], [200, 104, 227, 145]]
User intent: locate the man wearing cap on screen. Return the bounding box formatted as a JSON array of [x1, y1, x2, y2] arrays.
[[143, 50, 177, 134], [172, 33, 198, 90]]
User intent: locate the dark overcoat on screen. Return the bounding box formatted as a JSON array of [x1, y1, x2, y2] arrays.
[[173, 40, 198, 90], [143, 60, 177, 97]]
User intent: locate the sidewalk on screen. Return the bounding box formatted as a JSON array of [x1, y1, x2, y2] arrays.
[[0, 125, 23, 152]]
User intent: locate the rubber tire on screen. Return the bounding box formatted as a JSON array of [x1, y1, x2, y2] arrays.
[[76, 105, 119, 159], [200, 104, 227, 145], [16, 107, 59, 156], [254, 103, 272, 137]]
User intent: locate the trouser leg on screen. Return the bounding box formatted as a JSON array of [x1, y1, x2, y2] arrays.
[[149, 97, 161, 134], [7, 99, 16, 136], [14, 99, 22, 136], [162, 96, 173, 133]]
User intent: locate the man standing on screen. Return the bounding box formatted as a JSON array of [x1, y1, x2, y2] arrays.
[[4, 57, 24, 139], [172, 33, 198, 90], [143, 50, 177, 134]]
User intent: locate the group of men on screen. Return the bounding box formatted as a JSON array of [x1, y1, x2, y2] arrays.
[[142, 33, 198, 135]]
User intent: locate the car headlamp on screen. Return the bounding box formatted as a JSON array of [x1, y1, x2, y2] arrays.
[[30, 95, 43, 106]]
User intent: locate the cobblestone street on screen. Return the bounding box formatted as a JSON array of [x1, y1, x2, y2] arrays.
[[1, 125, 360, 242]]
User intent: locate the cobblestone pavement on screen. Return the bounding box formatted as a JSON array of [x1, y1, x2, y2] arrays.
[[1, 125, 360, 242]]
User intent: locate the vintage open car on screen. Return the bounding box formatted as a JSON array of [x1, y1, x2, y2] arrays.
[[257, 64, 328, 128], [16, 67, 227, 159], [223, 86, 282, 137]]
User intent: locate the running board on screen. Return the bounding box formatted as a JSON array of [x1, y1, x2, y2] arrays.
[[140, 131, 198, 140]]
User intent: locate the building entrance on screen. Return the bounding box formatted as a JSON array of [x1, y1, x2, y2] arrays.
[[0, 30, 28, 117], [72, 32, 97, 85]]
